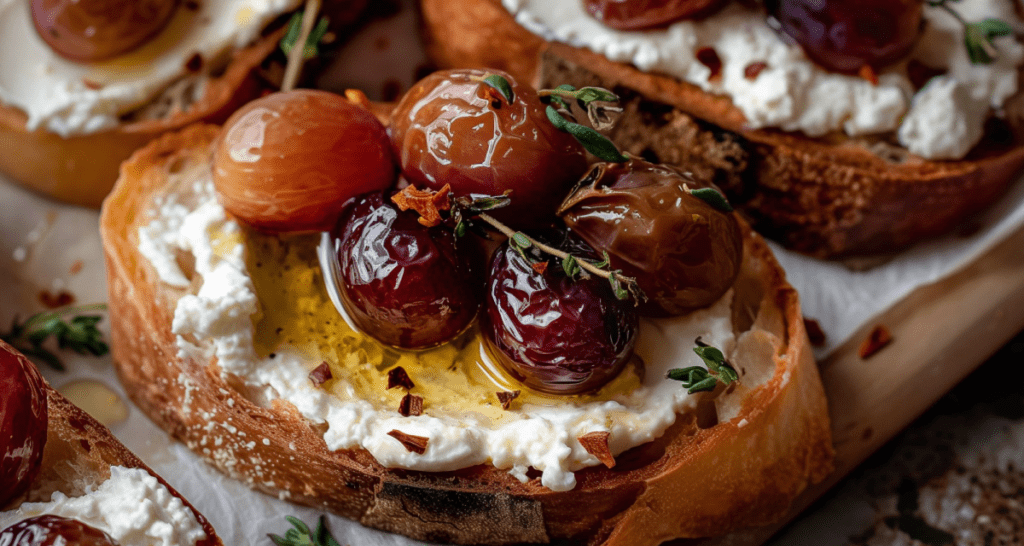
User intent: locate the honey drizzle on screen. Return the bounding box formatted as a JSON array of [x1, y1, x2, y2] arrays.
[[243, 229, 644, 424]]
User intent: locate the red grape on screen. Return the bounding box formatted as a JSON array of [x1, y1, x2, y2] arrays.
[[31, 0, 179, 62], [583, 0, 726, 30], [329, 192, 484, 349], [559, 159, 742, 316], [0, 515, 120, 546], [213, 90, 397, 233], [0, 341, 48, 508], [767, 0, 923, 73], [389, 69, 589, 229], [481, 231, 638, 395]]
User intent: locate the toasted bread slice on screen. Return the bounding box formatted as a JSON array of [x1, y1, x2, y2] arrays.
[[99, 122, 833, 545], [0, 0, 368, 208], [419, 0, 1024, 257], [0, 340, 222, 546]]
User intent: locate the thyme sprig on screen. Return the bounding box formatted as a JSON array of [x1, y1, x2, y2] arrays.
[[1, 304, 109, 371], [927, 0, 1013, 64], [280, 12, 330, 61], [390, 186, 644, 302], [280, 0, 322, 92], [667, 337, 739, 394], [269, 516, 341, 546]]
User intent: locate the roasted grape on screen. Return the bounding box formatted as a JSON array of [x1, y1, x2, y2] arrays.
[[767, 0, 923, 73], [481, 231, 638, 395], [389, 69, 589, 229], [213, 90, 397, 233], [0, 515, 120, 546], [583, 0, 726, 30], [328, 191, 483, 349], [31, 0, 179, 62], [559, 159, 742, 316], [0, 342, 48, 508]]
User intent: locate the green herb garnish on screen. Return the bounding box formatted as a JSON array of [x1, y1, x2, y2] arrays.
[[927, 0, 1013, 64], [545, 105, 629, 163], [269, 516, 341, 546], [1, 304, 109, 371], [688, 187, 733, 213], [667, 337, 739, 394], [280, 12, 330, 60]]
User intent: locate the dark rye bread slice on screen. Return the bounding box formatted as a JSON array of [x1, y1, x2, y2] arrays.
[[419, 0, 1024, 258], [100, 123, 832, 545], [0, 340, 222, 545]]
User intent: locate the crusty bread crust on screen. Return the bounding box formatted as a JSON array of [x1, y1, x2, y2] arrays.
[[0, 340, 221, 545], [100, 124, 833, 545], [0, 0, 369, 209], [420, 0, 1024, 257]]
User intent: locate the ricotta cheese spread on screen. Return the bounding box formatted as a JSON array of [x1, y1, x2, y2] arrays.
[[503, 0, 1024, 160], [0, 0, 301, 137], [137, 179, 761, 492], [0, 466, 207, 546]]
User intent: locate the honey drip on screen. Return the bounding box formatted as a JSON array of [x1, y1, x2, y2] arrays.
[[244, 229, 644, 424]]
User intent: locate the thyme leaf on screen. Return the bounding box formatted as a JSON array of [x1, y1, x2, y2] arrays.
[[482, 74, 516, 103], [280, 12, 330, 60], [269, 516, 341, 546], [1, 305, 109, 371], [688, 187, 733, 213], [667, 338, 739, 393]]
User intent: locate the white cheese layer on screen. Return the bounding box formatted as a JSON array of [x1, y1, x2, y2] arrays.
[[139, 180, 746, 492], [0, 0, 301, 137], [0, 466, 206, 546], [503, 0, 1024, 160]]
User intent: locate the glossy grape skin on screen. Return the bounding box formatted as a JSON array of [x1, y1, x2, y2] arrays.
[[481, 231, 638, 395], [0, 342, 48, 509], [0, 515, 120, 546], [330, 191, 484, 349], [583, 0, 726, 30], [213, 90, 397, 233], [559, 159, 742, 317], [767, 0, 923, 73], [389, 69, 589, 229], [31, 0, 179, 63]]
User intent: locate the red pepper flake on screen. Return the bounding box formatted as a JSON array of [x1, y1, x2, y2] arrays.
[[387, 366, 415, 390], [388, 430, 428, 454], [857, 64, 879, 86], [308, 361, 333, 387], [496, 390, 520, 410], [39, 290, 75, 309], [69, 260, 84, 275], [390, 185, 452, 228], [344, 89, 373, 111], [531, 262, 549, 275], [82, 79, 103, 90], [695, 47, 723, 82], [184, 53, 203, 73], [803, 318, 826, 347], [744, 61, 768, 80], [858, 325, 892, 359], [399, 393, 423, 416], [578, 431, 615, 469]]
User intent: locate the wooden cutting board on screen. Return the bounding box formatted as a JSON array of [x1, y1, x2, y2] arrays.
[[684, 223, 1024, 546]]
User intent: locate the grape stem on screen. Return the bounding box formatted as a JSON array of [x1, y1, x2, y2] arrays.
[[475, 212, 636, 286], [281, 0, 322, 92]]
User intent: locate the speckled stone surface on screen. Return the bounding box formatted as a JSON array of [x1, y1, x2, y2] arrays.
[[772, 332, 1024, 546]]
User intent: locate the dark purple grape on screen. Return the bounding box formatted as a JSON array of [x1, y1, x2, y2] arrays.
[[558, 159, 742, 317], [1, 342, 48, 508], [584, 0, 726, 30], [481, 231, 638, 395], [330, 191, 483, 349], [767, 0, 923, 73], [0, 515, 120, 546]]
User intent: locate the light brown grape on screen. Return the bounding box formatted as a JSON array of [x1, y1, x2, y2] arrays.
[[213, 90, 397, 233], [31, 0, 179, 62]]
